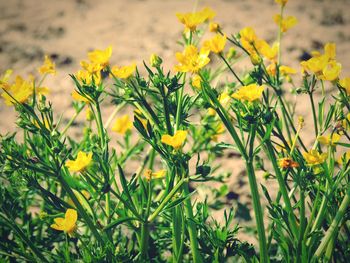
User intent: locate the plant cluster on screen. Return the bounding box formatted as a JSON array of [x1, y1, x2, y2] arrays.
[[1, 0, 349, 262]]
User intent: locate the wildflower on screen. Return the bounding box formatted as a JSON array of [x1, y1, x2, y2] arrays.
[[259, 41, 278, 61], [1, 75, 48, 106], [267, 63, 277, 76], [303, 150, 327, 165], [249, 52, 262, 65], [144, 169, 166, 181], [38, 55, 56, 75], [218, 92, 231, 106], [66, 151, 92, 172], [321, 61, 341, 81], [174, 45, 210, 73], [191, 74, 202, 89], [71, 90, 91, 103], [317, 133, 341, 146], [279, 65, 297, 75], [301, 42, 341, 81], [176, 7, 215, 32], [273, 15, 298, 33], [275, 0, 288, 6], [0, 69, 13, 90], [87, 46, 112, 68], [112, 115, 133, 134], [278, 157, 299, 169], [150, 54, 162, 67], [161, 130, 188, 149], [240, 27, 257, 44], [111, 63, 136, 79], [232, 84, 265, 102], [339, 77, 350, 96], [203, 34, 227, 54], [76, 69, 101, 85], [209, 22, 220, 32], [80, 61, 103, 74], [324, 43, 336, 60], [51, 209, 77, 236]]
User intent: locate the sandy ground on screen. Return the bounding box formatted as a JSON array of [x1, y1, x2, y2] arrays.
[[1, 0, 349, 244]]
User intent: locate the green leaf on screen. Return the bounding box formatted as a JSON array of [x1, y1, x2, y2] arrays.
[[104, 217, 139, 231]]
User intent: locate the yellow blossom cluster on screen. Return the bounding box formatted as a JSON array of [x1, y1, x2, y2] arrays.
[[176, 7, 215, 32], [301, 43, 342, 81]]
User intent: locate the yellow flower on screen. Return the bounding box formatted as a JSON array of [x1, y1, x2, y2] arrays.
[[191, 74, 202, 89], [174, 45, 210, 73], [321, 61, 341, 81], [267, 63, 277, 76], [66, 151, 92, 173], [111, 63, 136, 79], [300, 55, 328, 74], [303, 150, 327, 165], [71, 90, 91, 103], [203, 34, 227, 54], [0, 69, 13, 90], [38, 55, 56, 75], [176, 7, 215, 32], [324, 43, 336, 60], [112, 115, 133, 134], [218, 92, 231, 106], [273, 15, 298, 33], [80, 61, 103, 74], [339, 77, 350, 96], [249, 52, 262, 65], [278, 157, 299, 169], [209, 22, 220, 32], [87, 46, 112, 68], [1, 75, 48, 106], [144, 169, 166, 181], [232, 84, 264, 102], [76, 69, 101, 85], [275, 0, 288, 6], [240, 27, 257, 44], [279, 65, 297, 75], [317, 133, 341, 146], [161, 130, 188, 149], [51, 209, 77, 236], [258, 41, 278, 61]]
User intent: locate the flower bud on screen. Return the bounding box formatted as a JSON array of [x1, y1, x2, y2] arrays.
[[150, 53, 162, 67], [250, 53, 262, 65]]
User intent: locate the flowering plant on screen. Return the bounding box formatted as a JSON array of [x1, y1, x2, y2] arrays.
[[1, 1, 349, 262]]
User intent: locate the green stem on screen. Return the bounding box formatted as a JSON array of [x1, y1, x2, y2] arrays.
[[148, 177, 187, 222], [308, 92, 319, 137], [175, 73, 186, 131], [246, 160, 269, 263], [219, 53, 244, 86], [263, 140, 299, 239], [59, 103, 85, 139], [140, 223, 149, 259], [183, 182, 203, 263], [314, 186, 350, 258]]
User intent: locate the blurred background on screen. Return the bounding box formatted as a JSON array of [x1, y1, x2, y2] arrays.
[[0, 0, 349, 134]]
